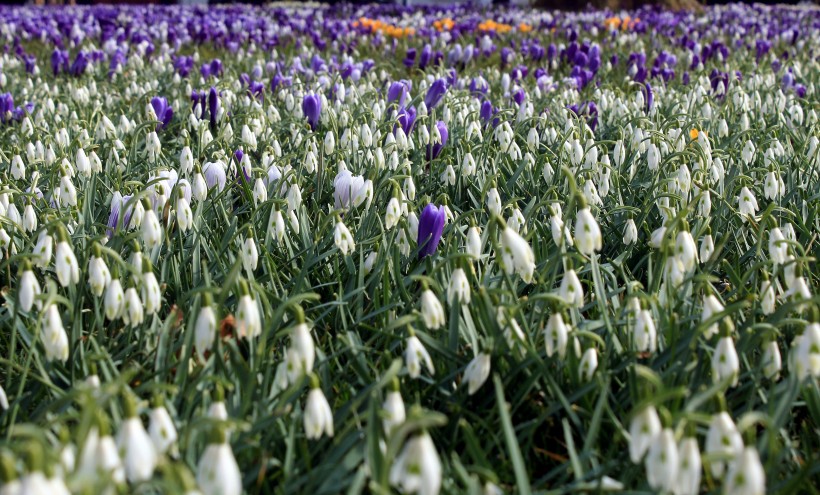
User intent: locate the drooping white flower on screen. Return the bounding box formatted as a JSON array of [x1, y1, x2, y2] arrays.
[[466, 226, 483, 259], [705, 412, 743, 478], [195, 302, 217, 360], [574, 207, 602, 256], [334, 220, 355, 255], [500, 226, 535, 283], [646, 428, 679, 492], [560, 269, 584, 308], [737, 186, 759, 218], [18, 268, 41, 312], [382, 388, 406, 434], [447, 268, 471, 305], [674, 437, 701, 495], [405, 334, 434, 379], [768, 227, 788, 265], [712, 336, 740, 386], [41, 304, 69, 362], [148, 403, 178, 456], [196, 429, 242, 495], [105, 279, 125, 321], [629, 406, 661, 463], [579, 347, 598, 381], [623, 218, 638, 245], [287, 322, 315, 382], [463, 353, 491, 395], [634, 309, 657, 353], [304, 385, 334, 439], [486, 187, 502, 215], [724, 447, 765, 495], [792, 323, 820, 381], [123, 287, 144, 327], [241, 237, 258, 273], [117, 406, 158, 482], [389, 432, 442, 495], [236, 292, 261, 339], [55, 241, 80, 287]]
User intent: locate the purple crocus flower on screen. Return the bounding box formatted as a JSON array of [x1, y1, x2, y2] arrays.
[[387, 80, 409, 107], [417, 203, 446, 258], [403, 48, 417, 69], [302, 93, 322, 130], [427, 121, 448, 160], [419, 44, 432, 70], [480, 100, 494, 125], [644, 82, 654, 112], [424, 78, 447, 110], [150, 96, 173, 130], [396, 106, 417, 135], [69, 51, 89, 76]]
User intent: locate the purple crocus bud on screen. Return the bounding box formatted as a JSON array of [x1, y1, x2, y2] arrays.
[[69, 51, 89, 76], [419, 44, 432, 70], [150, 96, 173, 131], [427, 121, 448, 160], [644, 82, 654, 112], [500, 47, 512, 68], [234, 149, 244, 164], [424, 78, 447, 110], [302, 93, 322, 130], [480, 100, 493, 124], [611, 54, 619, 66], [512, 88, 526, 106], [388, 81, 409, 107], [210, 59, 223, 77], [51, 49, 64, 75], [417, 203, 446, 258], [208, 87, 219, 128], [403, 48, 417, 69], [682, 72, 690, 85]]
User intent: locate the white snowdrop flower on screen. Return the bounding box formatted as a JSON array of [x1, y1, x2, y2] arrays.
[[698, 189, 712, 217], [117, 402, 158, 482], [76, 148, 91, 176], [623, 218, 638, 245], [404, 177, 416, 201], [88, 255, 111, 297], [701, 294, 725, 338], [420, 289, 445, 330], [0, 384, 7, 411], [665, 255, 686, 287], [269, 209, 285, 243], [145, 131, 162, 161], [724, 447, 765, 495], [762, 340, 782, 380], [792, 323, 820, 381], [363, 251, 378, 274], [0, 228, 10, 258], [737, 186, 758, 218], [324, 131, 335, 155], [141, 269, 161, 317], [768, 227, 788, 265], [629, 406, 661, 463], [677, 164, 692, 196], [105, 279, 125, 321], [613, 140, 625, 167], [287, 210, 300, 235], [560, 269, 584, 308], [194, 299, 217, 360], [192, 172, 208, 201], [286, 184, 302, 211], [500, 226, 535, 283], [405, 334, 434, 379], [176, 196, 193, 232], [382, 388, 406, 434], [508, 208, 527, 235], [55, 241, 80, 287], [646, 143, 660, 170], [545, 312, 569, 359], [741, 140, 755, 165], [486, 187, 502, 215], [760, 279, 776, 315], [251, 178, 267, 207], [713, 336, 740, 386], [390, 432, 442, 495], [542, 160, 554, 183], [385, 197, 402, 230], [59, 174, 77, 206], [42, 304, 69, 362], [676, 230, 698, 271], [646, 429, 679, 492], [674, 437, 701, 495], [763, 171, 782, 200], [10, 154, 25, 180], [148, 403, 178, 456], [304, 382, 334, 439], [142, 208, 163, 249], [334, 220, 355, 255], [718, 118, 729, 138], [700, 233, 715, 262], [463, 353, 491, 395], [441, 164, 456, 185], [634, 309, 657, 353], [22, 204, 37, 232], [574, 207, 602, 256], [397, 227, 411, 257], [18, 268, 41, 312], [241, 124, 257, 151], [236, 290, 261, 339], [447, 268, 470, 305], [196, 428, 242, 495], [242, 237, 258, 273], [579, 347, 598, 381], [179, 146, 194, 175], [123, 287, 144, 327], [462, 152, 476, 176], [466, 226, 483, 259], [649, 226, 667, 249], [287, 322, 315, 382]]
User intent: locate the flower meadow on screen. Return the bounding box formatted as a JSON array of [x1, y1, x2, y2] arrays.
[[0, 1, 819, 493]]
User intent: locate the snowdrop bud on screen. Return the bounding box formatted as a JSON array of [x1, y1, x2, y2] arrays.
[[712, 336, 739, 386], [142, 266, 162, 315], [629, 406, 661, 463], [463, 353, 491, 395], [18, 267, 41, 312], [613, 140, 625, 167], [148, 401, 178, 456], [382, 385, 406, 434], [105, 279, 124, 320], [389, 432, 442, 495], [724, 447, 765, 495], [142, 208, 163, 249], [579, 347, 598, 381], [762, 340, 782, 380], [486, 187, 502, 215], [196, 427, 242, 495], [447, 268, 470, 305], [242, 237, 258, 273], [623, 218, 638, 245], [192, 172, 207, 201], [405, 333, 434, 379], [700, 233, 714, 262], [646, 429, 679, 492], [674, 437, 701, 495], [269, 208, 285, 243], [466, 226, 483, 259], [324, 132, 335, 155], [304, 379, 334, 439]]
